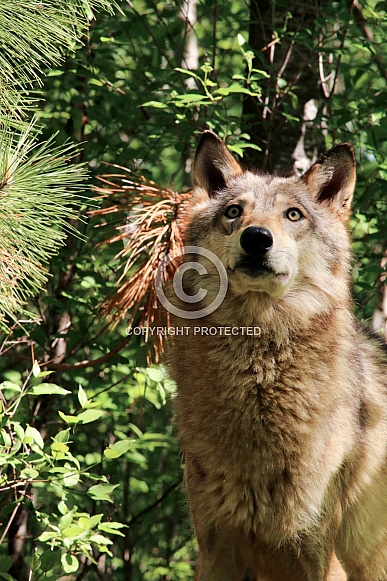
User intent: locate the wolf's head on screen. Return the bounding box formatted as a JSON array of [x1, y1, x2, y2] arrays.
[[177, 131, 356, 325]]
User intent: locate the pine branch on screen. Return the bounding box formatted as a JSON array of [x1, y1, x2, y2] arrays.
[[0, 119, 87, 326], [0, 0, 116, 118]]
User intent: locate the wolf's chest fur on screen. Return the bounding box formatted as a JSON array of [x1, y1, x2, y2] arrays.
[[172, 318, 354, 542]]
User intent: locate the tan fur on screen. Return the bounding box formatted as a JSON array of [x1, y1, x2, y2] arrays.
[[166, 131, 387, 581]]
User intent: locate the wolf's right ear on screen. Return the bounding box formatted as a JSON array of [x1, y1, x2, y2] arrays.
[[193, 131, 243, 197]]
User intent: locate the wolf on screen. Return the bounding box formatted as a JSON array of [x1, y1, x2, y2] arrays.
[[165, 130, 387, 581]]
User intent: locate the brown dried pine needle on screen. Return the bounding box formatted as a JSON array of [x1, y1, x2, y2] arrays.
[[91, 165, 189, 355]]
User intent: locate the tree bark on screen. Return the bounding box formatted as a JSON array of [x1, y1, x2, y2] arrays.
[[8, 508, 29, 581], [242, 0, 326, 173]]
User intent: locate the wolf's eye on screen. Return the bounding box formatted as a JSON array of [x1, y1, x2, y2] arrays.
[[225, 204, 243, 219], [286, 208, 304, 222]]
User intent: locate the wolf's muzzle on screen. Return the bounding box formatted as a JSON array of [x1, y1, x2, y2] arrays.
[[240, 226, 273, 257]]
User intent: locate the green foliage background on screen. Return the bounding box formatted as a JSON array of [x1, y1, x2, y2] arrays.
[[0, 1, 386, 580]]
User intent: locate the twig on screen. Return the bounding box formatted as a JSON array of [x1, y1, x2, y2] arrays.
[[6, 335, 131, 371], [128, 479, 182, 526]]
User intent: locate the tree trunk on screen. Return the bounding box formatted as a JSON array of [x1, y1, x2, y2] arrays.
[[242, 0, 326, 173]]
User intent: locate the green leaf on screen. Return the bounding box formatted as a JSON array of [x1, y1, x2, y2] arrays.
[[31, 384, 71, 396], [36, 370, 54, 378], [13, 423, 24, 442], [78, 516, 92, 529], [53, 429, 71, 443], [51, 441, 69, 458], [58, 411, 79, 425], [237, 33, 247, 46], [141, 101, 167, 109], [88, 483, 118, 503], [58, 501, 69, 516], [174, 67, 201, 80], [77, 385, 88, 408], [228, 143, 262, 156], [62, 463, 80, 487], [20, 468, 39, 480], [145, 367, 165, 382], [61, 554, 79, 574], [251, 69, 270, 79], [173, 94, 212, 104], [25, 554, 40, 572], [215, 84, 260, 96], [0, 381, 21, 393], [103, 439, 134, 459], [89, 533, 113, 545], [0, 573, 17, 580], [77, 409, 105, 424], [38, 531, 58, 543], [0, 556, 12, 573], [89, 514, 103, 528], [32, 360, 41, 377], [200, 63, 213, 74], [62, 525, 85, 538], [0, 429, 11, 449], [24, 425, 44, 449], [59, 512, 74, 531], [40, 549, 62, 573], [98, 522, 126, 537]]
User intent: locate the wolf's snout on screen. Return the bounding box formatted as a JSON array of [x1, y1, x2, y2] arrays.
[[240, 226, 273, 256]]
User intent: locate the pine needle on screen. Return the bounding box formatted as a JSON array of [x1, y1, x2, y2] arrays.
[[0, 0, 116, 118], [0, 119, 86, 327]]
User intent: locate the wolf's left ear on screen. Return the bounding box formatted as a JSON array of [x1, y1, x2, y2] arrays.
[[193, 131, 243, 197], [302, 144, 356, 222]]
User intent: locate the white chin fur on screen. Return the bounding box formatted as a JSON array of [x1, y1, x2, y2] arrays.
[[230, 270, 294, 299]]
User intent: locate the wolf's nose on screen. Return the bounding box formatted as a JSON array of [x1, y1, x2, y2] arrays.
[[240, 226, 273, 255]]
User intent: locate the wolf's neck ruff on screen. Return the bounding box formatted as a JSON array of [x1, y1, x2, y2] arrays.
[[174, 282, 353, 346]]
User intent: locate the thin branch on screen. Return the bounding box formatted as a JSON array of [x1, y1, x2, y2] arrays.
[[212, 0, 218, 72], [276, 41, 295, 80], [6, 334, 131, 371], [0, 483, 28, 545], [127, 479, 182, 527]]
